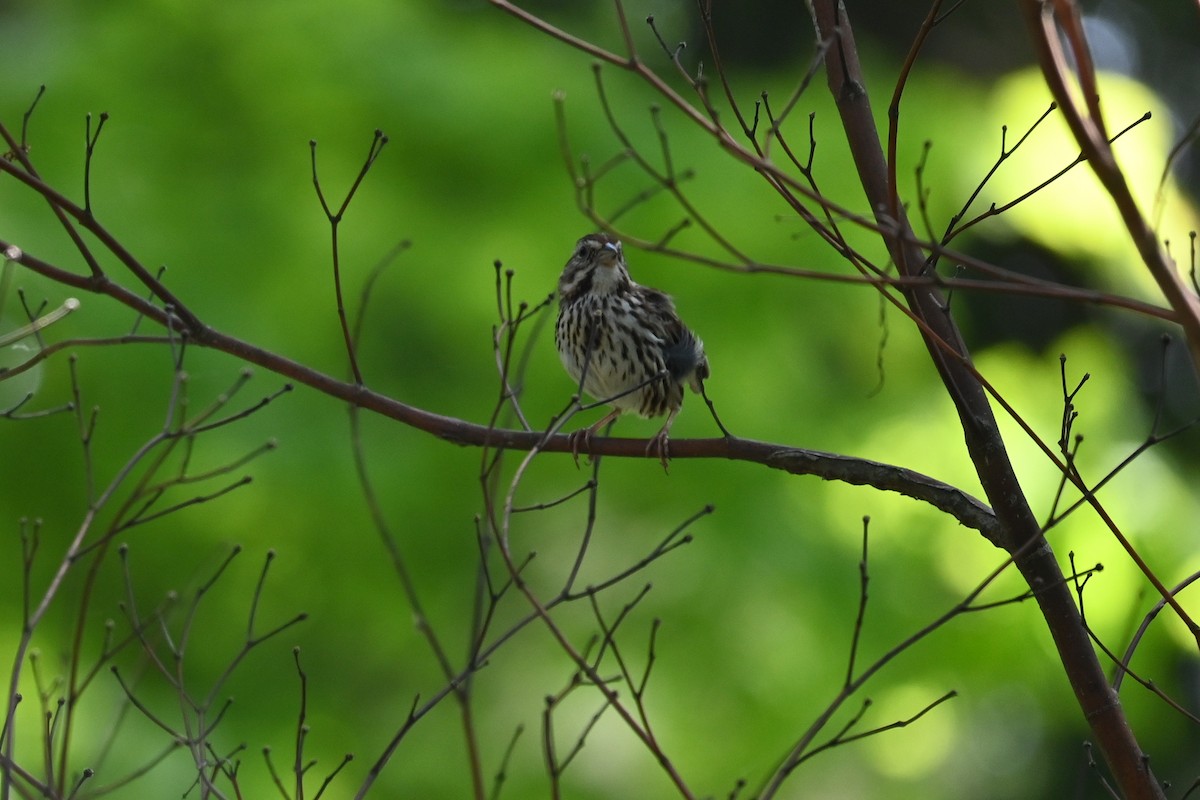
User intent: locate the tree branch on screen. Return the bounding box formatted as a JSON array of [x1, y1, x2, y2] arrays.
[[808, 2, 1163, 797], [0, 241, 999, 544], [1017, 0, 1200, 374]]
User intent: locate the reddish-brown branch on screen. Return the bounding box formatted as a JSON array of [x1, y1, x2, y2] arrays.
[[1017, 0, 1200, 374], [0, 241, 999, 543], [809, 2, 1163, 796]]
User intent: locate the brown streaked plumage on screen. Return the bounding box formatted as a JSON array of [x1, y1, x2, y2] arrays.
[[555, 232, 708, 468]]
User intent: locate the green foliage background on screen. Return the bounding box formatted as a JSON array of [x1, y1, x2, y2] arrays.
[[1, 1, 1197, 798]]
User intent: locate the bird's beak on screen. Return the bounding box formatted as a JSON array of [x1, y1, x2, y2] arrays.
[[598, 240, 621, 267]]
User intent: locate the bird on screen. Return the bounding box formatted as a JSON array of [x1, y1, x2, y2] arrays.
[[555, 232, 709, 469]]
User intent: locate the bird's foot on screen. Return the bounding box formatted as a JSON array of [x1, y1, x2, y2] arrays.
[[567, 428, 593, 469], [646, 430, 671, 473]]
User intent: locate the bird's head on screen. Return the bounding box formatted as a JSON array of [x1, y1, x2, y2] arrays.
[[558, 232, 631, 300]]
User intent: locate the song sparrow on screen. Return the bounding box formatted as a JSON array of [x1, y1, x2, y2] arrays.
[[555, 232, 709, 468]]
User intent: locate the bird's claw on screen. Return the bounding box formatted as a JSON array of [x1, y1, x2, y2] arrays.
[[567, 428, 591, 469], [647, 431, 671, 473]]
